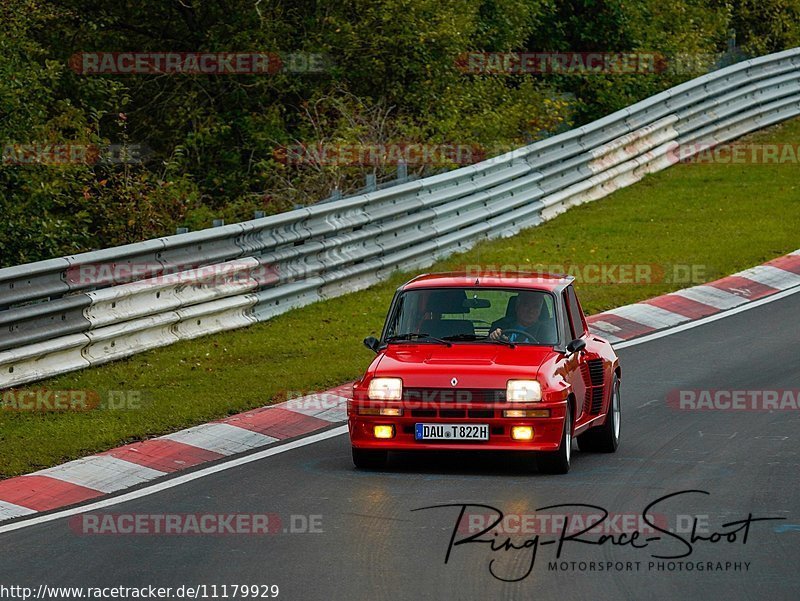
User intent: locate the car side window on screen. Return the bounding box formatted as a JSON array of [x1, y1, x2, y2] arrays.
[[561, 291, 574, 340], [565, 286, 585, 338]]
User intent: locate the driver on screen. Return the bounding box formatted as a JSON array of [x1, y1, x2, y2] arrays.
[[489, 292, 555, 343]]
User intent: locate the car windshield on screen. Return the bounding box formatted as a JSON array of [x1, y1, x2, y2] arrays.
[[384, 287, 559, 346]]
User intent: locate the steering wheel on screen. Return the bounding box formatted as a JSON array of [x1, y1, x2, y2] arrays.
[[502, 328, 539, 343]]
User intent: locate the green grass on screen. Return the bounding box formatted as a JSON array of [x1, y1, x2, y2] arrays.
[[1, 118, 799, 478]]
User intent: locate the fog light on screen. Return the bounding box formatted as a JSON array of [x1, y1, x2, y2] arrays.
[[373, 425, 395, 439], [503, 409, 550, 418], [511, 426, 534, 441]]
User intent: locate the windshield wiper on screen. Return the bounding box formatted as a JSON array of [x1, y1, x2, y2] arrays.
[[441, 333, 516, 348], [385, 332, 451, 347], [483, 335, 516, 348]]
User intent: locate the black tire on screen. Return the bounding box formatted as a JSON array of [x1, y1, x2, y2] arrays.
[[352, 447, 388, 469], [577, 374, 620, 453], [536, 402, 572, 474]]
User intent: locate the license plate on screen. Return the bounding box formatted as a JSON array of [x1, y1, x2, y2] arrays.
[[414, 423, 489, 441]]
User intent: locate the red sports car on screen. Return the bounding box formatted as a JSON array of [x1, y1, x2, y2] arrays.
[[348, 272, 620, 474]]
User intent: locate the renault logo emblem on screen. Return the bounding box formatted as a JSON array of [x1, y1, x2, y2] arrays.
[[450, 377, 458, 387]]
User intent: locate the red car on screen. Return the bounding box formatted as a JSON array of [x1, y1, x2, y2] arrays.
[[348, 272, 620, 474]]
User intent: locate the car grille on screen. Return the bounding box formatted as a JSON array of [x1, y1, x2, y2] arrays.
[[581, 359, 606, 414], [403, 388, 506, 404], [409, 408, 495, 419], [587, 359, 604, 385]]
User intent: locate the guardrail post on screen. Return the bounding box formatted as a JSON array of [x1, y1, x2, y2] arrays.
[[365, 173, 377, 192], [176, 227, 189, 234], [254, 211, 266, 219], [397, 162, 408, 183], [727, 29, 737, 54], [212, 219, 225, 227]]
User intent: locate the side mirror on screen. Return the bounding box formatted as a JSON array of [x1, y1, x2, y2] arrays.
[[363, 336, 380, 353], [566, 338, 586, 354]]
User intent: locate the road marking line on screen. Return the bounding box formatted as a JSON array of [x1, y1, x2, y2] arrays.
[[0, 475, 103, 511], [0, 426, 348, 535], [767, 253, 800, 275], [278, 394, 349, 422], [671, 285, 748, 310], [586, 314, 655, 339], [642, 294, 719, 319], [607, 304, 688, 330], [162, 422, 278, 456], [221, 406, 331, 439], [588, 328, 625, 343], [2, 263, 800, 534], [698, 431, 738, 439], [615, 284, 800, 349], [0, 500, 36, 520], [37, 456, 165, 494], [707, 275, 779, 300], [734, 265, 800, 290], [102, 439, 225, 473]]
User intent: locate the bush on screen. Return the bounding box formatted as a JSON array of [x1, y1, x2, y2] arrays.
[[1, 0, 796, 267]]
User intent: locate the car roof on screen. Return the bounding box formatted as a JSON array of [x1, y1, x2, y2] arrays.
[[400, 271, 574, 292]]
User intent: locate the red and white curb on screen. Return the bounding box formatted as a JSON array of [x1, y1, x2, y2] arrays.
[[0, 384, 352, 522], [586, 250, 800, 343], [1, 249, 799, 523]]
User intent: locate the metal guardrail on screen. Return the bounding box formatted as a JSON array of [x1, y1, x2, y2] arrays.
[[2, 47, 799, 389]]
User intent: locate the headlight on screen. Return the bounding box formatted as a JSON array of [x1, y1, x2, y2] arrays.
[[368, 377, 403, 401], [506, 379, 542, 402]]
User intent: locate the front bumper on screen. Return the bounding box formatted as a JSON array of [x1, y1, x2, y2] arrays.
[[348, 400, 567, 452]]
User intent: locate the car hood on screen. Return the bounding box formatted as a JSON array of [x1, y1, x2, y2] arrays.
[[373, 343, 553, 388]]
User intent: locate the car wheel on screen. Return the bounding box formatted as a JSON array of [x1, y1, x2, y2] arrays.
[[536, 402, 572, 474], [577, 374, 620, 453], [352, 447, 388, 469]]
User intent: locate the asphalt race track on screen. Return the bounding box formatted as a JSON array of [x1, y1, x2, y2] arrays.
[[1, 291, 798, 601]]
